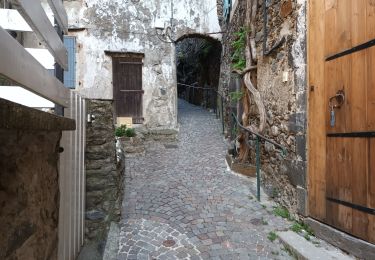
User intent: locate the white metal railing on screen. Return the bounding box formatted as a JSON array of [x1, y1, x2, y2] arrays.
[[0, 1, 85, 259]]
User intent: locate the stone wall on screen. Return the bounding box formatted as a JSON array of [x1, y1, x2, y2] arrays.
[[0, 130, 61, 260], [218, 0, 247, 129], [85, 100, 123, 245], [63, 0, 221, 130], [219, 0, 307, 215]]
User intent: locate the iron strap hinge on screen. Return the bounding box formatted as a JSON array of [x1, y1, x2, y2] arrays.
[[327, 197, 375, 215], [327, 132, 375, 138], [326, 38, 375, 61]]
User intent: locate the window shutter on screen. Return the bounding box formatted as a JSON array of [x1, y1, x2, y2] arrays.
[[223, 0, 232, 22], [63, 36, 76, 89]]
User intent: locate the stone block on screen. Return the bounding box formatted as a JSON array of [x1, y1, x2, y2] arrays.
[[6, 222, 37, 256], [296, 186, 308, 216], [0, 130, 60, 259], [86, 178, 113, 192], [280, 0, 293, 18], [294, 67, 307, 93], [288, 112, 306, 133], [285, 160, 306, 187], [86, 210, 106, 221], [296, 91, 307, 112], [296, 135, 306, 161]]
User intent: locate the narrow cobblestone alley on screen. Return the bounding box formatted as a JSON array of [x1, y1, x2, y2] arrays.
[[118, 100, 292, 260]]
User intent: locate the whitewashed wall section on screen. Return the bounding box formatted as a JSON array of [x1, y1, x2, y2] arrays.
[[64, 0, 221, 129]]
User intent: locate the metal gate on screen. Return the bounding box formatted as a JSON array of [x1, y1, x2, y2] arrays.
[[58, 92, 86, 260]]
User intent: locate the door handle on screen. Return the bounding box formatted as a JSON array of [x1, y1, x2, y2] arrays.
[[329, 89, 345, 109], [328, 90, 345, 127]]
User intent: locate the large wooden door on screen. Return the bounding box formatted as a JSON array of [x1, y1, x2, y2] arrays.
[[309, 0, 375, 243], [113, 56, 144, 124]]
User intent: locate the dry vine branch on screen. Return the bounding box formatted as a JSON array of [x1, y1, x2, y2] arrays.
[[231, 65, 257, 76], [235, 0, 266, 162], [243, 72, 266, 133]]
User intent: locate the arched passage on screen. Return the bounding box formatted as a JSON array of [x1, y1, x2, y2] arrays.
[[175, 34, 222, 109]]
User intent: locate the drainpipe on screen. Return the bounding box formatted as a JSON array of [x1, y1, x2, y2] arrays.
[[263, 0, 285, 56], [170, 0, 174, 39]]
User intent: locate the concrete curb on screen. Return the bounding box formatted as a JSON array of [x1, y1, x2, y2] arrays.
[[277, 231, 354, 260], [103, 222, 120, 260]]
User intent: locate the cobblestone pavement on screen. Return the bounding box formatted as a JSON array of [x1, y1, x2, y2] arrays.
[[118, 100, 293, 259]]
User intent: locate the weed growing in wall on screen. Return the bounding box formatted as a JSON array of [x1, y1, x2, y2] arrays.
[[231, 27, 248, 71], [229, 91, 244, 103]]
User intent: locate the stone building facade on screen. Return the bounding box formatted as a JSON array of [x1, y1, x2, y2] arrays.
[[63, 0, 221, 130], [219, 0, 307, 215]]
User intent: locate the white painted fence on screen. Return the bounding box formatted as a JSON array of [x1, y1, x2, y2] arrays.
[[59, 92, 86, 260]]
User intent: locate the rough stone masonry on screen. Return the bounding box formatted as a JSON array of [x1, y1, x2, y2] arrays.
[[85, 100, 124, 244], [0, 130, 60, 260], [218, 0, 308, 215]]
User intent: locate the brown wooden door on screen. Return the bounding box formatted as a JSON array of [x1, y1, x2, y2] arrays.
[[113, 56, 144, 124], [309, 0, 375, 243]]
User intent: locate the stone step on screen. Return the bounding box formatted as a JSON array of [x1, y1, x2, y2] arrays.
[[305, 218, 375, 260], [277, 231, 354, 260]]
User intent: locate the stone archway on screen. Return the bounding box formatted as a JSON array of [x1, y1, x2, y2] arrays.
[[175, 34, 222, 110]]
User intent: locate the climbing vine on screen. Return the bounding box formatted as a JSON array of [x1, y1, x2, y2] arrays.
[[231, 27, 248, 71], [229, 91, 244, 103], [229, 28, 247, 105]]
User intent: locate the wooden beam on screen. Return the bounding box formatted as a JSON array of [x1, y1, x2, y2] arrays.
[[10, 0, 68, 69], [0, 26, 70, 107], [47, 0, 68, 34]]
